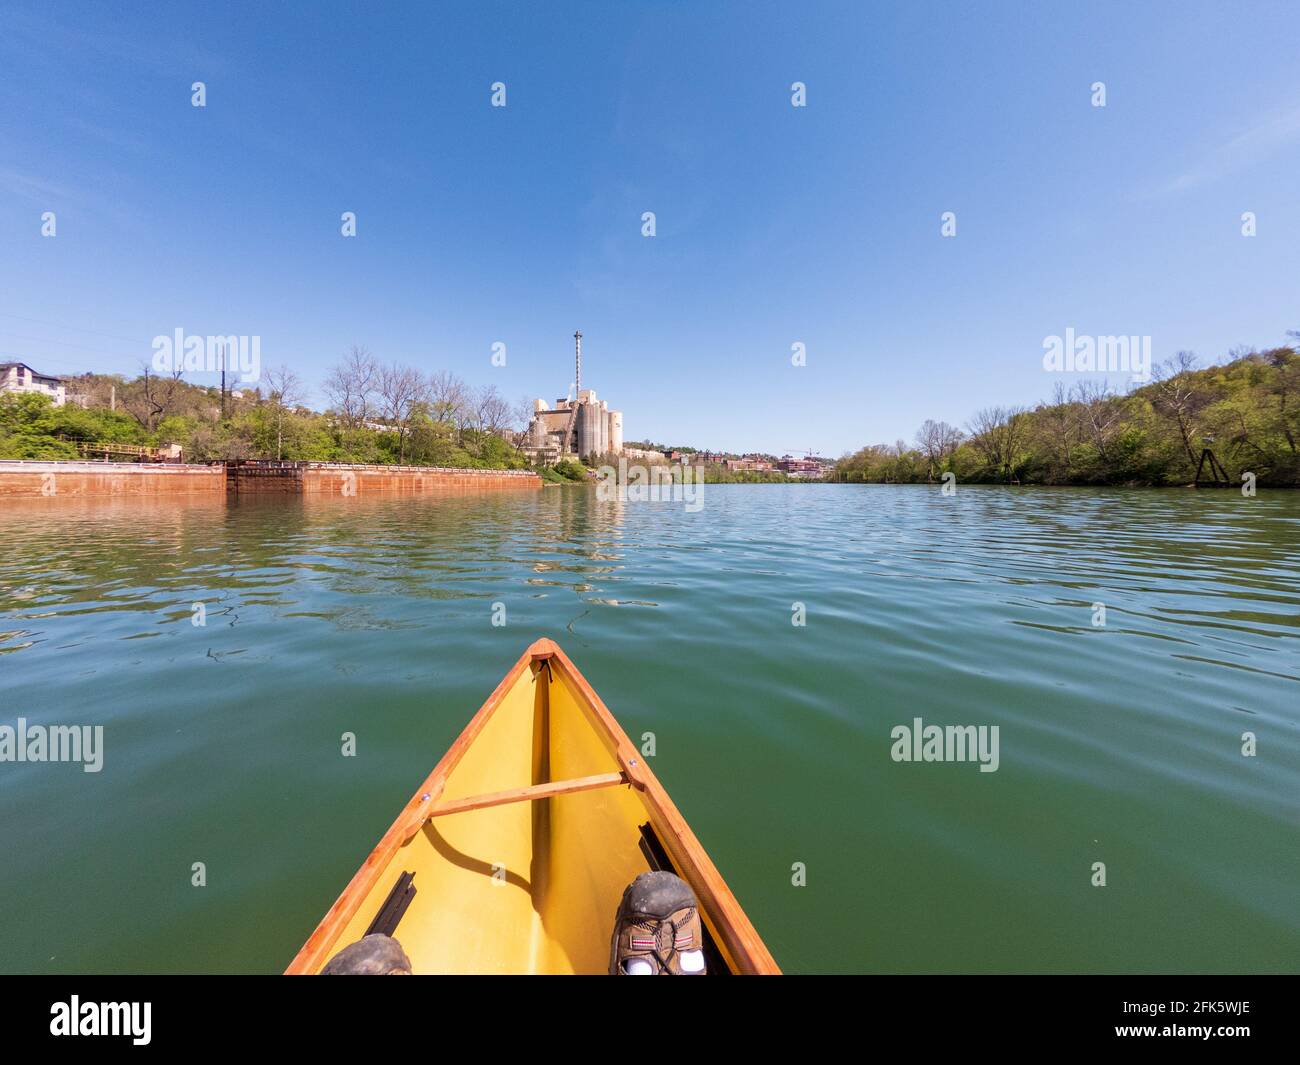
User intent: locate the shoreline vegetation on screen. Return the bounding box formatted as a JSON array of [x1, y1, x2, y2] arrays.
[[3, 343, 1297, 489], [0, 348, 533, 472], [833, 344, 1300, 488], [0, 344, 800, 485]]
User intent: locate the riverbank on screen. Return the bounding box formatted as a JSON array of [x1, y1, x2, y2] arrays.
[[0, 460, 542, 497], [827, 476, 1297, 491], [834, 348, 1300, 489], [226, 462, 540, 494], [0, 461, 224, 497]]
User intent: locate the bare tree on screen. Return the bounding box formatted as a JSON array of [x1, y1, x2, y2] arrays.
[[1070, 380, 1122, 465], [124, 362, 185, 432], [426, 369, 470, 431], [1264, 346, 1300, 455], [377, 363, 428, 462], [967, 406, 1028, 482], [1149, 351, 1209, 466], [1035, 383, 1080, 480], [472, 383, 513, 436], [513, 394, 536, 434], [914, 419, 964, 480], [324, 345, 377, 428], [263, 365, 304, 460]]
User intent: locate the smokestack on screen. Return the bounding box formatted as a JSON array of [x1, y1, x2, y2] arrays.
[[574, 330, 582, 394]]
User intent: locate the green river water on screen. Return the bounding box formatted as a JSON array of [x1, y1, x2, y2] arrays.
[[1, 484, 1296, 973]]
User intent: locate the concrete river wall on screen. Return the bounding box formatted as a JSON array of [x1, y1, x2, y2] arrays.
[[0, 461, 543, 498], [0, 461, 225, 497], [226, 462, 542, 494]]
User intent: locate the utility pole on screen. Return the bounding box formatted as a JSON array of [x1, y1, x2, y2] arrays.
[[220, 341, 227, 420], [110, 383, 116, 412]]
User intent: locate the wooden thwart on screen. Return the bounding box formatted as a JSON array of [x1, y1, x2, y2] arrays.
[[427, 771, 627, 818]]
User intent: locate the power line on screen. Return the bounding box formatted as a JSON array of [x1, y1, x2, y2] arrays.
[[0, 312, 148, 346], [0, 348, 113, 370], [0, 330, 141, 360]]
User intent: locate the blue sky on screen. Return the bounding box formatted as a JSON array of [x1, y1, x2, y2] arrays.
[[2, 1, 1298, 456]]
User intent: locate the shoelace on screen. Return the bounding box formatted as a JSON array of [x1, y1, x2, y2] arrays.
[[646, 910, 693, 975]]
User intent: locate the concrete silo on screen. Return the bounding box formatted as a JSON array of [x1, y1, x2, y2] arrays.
[[607, 409, 623, 454], [578, 397, 606, 457]]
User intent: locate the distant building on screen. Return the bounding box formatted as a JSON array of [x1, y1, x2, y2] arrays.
[[1, 362, 66, 407], [716, 454, 777, 472], [522, 332, 625, 464], [777, 455, 831, 479]]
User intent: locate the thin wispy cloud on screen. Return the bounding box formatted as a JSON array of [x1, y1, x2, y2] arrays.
[[0, 6, 228, 79], [0, 166, 80, 207], [1161, 99, 1300, 194]]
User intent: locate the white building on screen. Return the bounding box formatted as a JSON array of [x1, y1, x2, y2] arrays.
[[1, 362, 66, 407]]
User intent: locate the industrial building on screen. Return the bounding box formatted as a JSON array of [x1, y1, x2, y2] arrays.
[[523, 332, 624, 464]]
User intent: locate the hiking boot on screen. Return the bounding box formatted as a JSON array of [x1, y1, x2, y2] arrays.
[[320, 933, 413, 975], [609, 871, 706, 975]]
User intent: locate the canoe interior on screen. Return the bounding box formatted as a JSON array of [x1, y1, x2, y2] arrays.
[[290, 641, 778, 974]]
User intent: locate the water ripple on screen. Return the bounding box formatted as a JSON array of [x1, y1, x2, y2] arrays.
[[0, 486, 1297, 973]]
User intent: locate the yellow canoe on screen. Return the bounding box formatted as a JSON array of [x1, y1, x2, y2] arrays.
[[286, 638, 780, 974]]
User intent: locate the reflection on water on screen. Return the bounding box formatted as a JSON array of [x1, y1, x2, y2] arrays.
[[1, 485, 1297, 973]]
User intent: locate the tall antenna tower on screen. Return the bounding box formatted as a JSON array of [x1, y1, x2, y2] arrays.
[[574, 330, 582, 394]]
